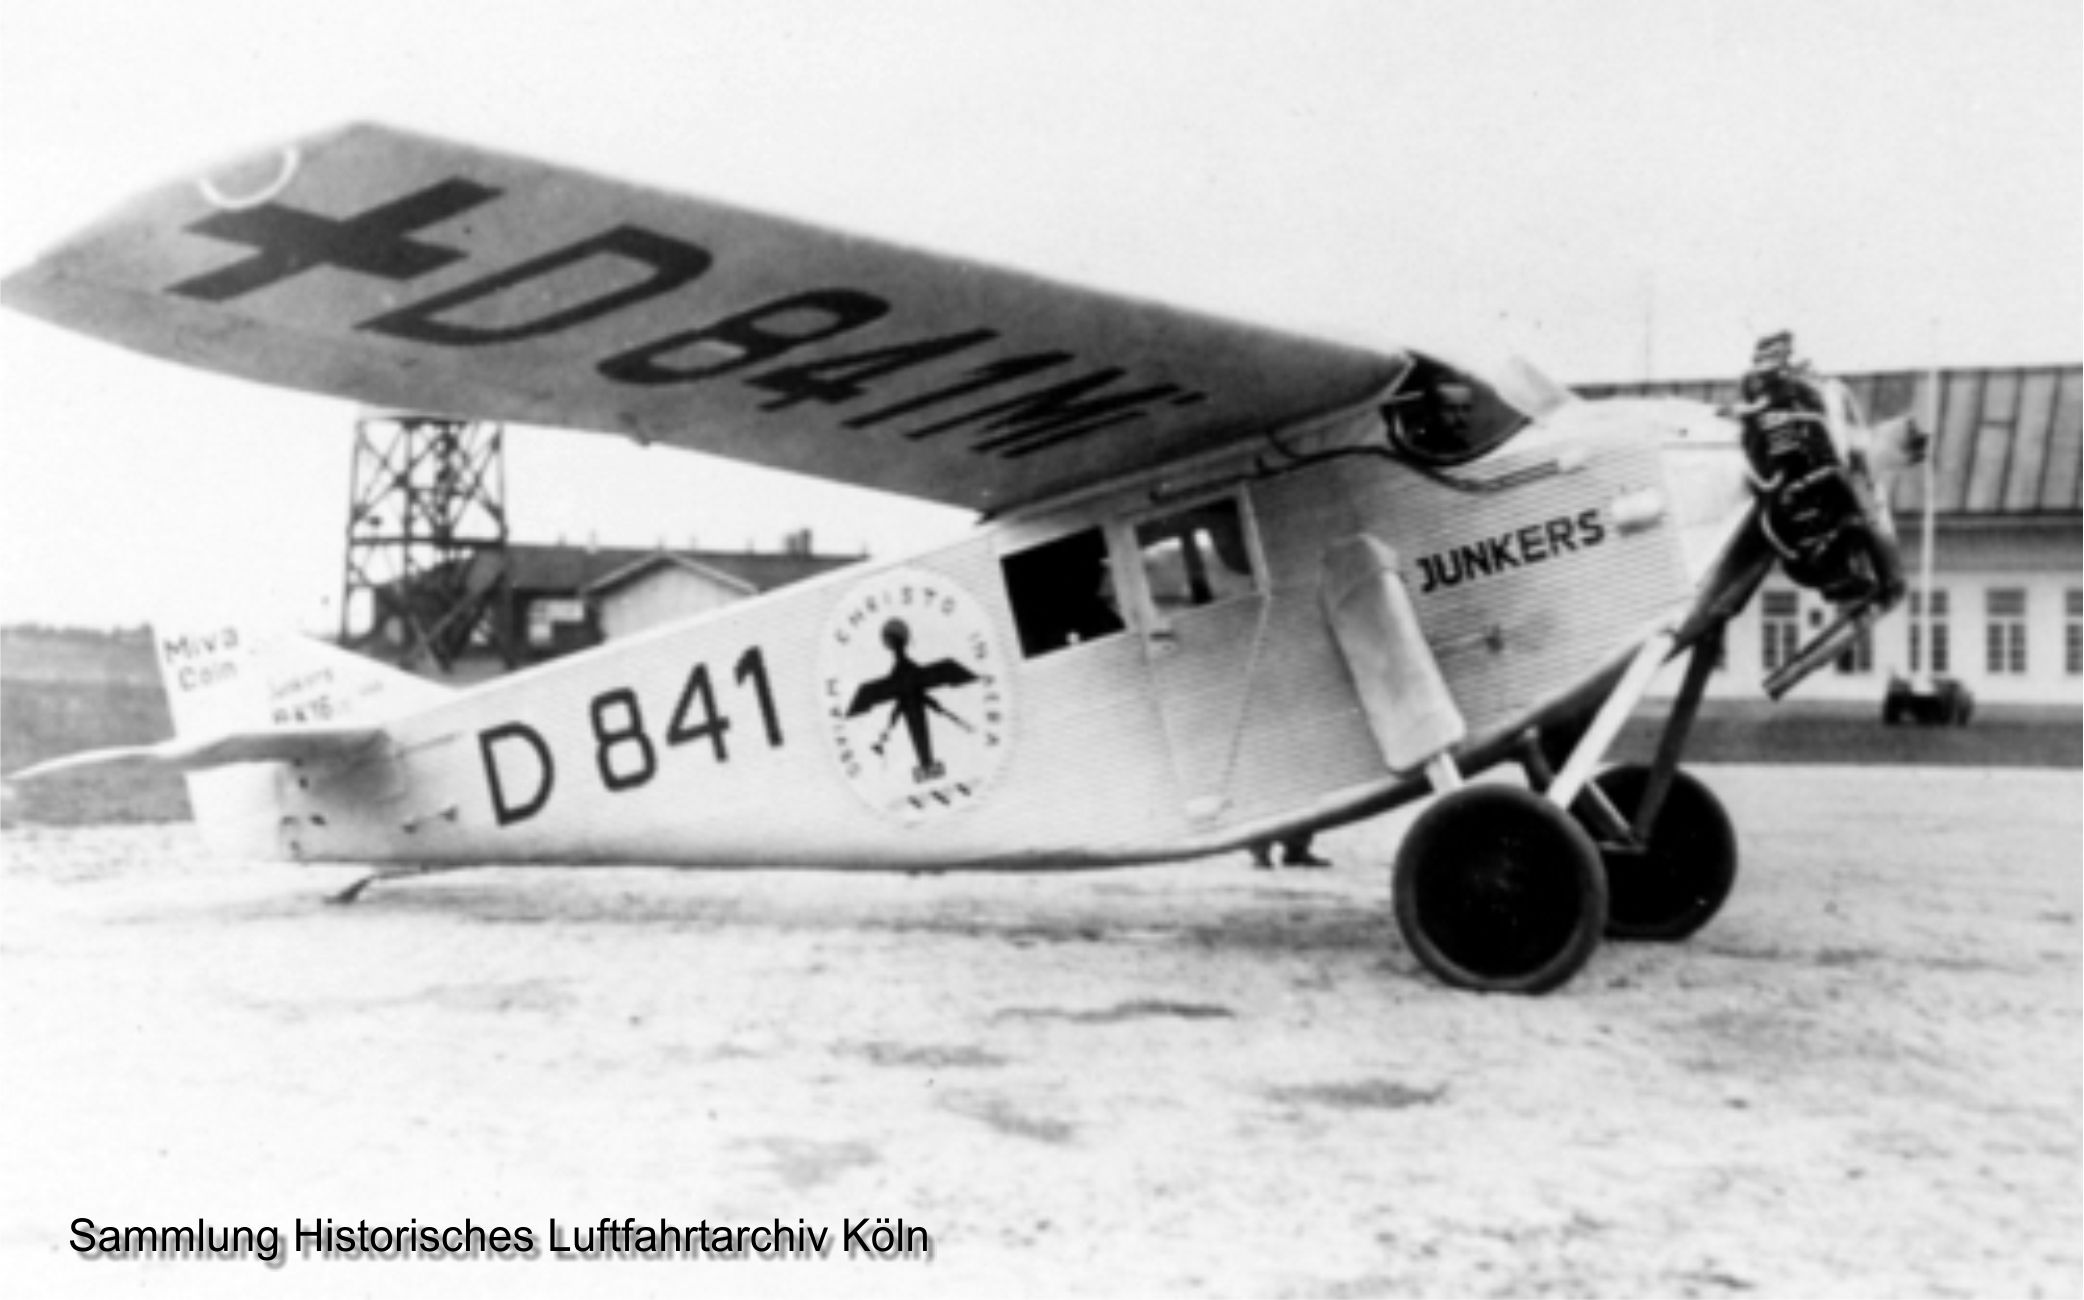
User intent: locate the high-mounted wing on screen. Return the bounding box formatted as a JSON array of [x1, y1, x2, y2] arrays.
[[2, 124, 1410, 513]]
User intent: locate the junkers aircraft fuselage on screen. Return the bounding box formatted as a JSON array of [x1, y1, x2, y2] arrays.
[[3, 125, 1925, 993]]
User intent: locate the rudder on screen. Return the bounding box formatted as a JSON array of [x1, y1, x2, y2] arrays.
[[152, 620, 449, 858]]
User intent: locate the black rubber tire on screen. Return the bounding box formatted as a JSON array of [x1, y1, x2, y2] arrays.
[[1573, 765, 1737, 941], [1393, 785, 1607, 994]]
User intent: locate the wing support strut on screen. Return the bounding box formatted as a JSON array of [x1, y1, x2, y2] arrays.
[[1626, 623, 1723, 841], [1522, 555, 1750, 850]]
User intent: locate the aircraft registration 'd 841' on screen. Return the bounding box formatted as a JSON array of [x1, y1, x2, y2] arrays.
[[3, 125, 1929, 993]]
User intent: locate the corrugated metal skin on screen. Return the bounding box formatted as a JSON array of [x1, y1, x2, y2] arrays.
[[282, 435, 1690, 870], [985, 633, 1183, 844], [1336, 431, 1694, 742], [289, 513, 1318, 867], [923, 535, 1189, 853], [1579, 379, 1738, 407], [1143, 596, 1266, 801], [1213, 601, 1390, 824], [1582, 364, 2082, 517], [1217, 469, 1392, 823], [1130, 466, 1390, 826], [975, 465, 1403, 839]]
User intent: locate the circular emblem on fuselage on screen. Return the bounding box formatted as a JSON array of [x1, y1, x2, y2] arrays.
[[819, 568, 1012, 823]]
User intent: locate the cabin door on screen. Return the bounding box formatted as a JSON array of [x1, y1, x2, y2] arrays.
[[1124, 492, 1273, 819]]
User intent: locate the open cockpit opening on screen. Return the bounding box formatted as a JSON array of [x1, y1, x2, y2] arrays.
[[1380, 353, 1529, 466]]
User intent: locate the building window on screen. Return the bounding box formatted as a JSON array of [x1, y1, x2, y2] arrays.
[[1761, 591, 1801, 673], [527, 597, 591, 649], [2067, 589, 2081, 676], [1986, 589, 2028, 675], [1834, 628, 1873, 675], [1908, 590, 1950, 674]]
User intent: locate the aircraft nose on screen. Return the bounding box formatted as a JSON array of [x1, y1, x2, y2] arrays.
[[1649, 406, 1757, 588]]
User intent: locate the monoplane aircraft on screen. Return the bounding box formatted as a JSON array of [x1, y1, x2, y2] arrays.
[[4, 125, 1925, 992]]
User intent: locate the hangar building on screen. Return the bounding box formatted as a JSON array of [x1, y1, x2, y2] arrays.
[[1586, 364, 2081, 707]]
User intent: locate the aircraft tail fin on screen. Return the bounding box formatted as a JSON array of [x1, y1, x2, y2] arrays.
[[147, 619, 451, 857], [152, 620, 449, 740]]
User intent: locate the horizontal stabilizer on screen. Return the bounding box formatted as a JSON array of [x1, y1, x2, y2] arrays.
[[8, 725, 384, 782]]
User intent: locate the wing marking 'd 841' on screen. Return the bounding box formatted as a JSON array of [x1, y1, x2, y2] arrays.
[[1, 123, 1409, 512]]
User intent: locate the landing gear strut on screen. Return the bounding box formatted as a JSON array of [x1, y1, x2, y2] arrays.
[[1389, 631, 1671, 994], [1393, 621, 1740, 993], [1572, 765, 1736, 940], [1564, 625, 1740, 941], [1392, 336, 1908, 991]]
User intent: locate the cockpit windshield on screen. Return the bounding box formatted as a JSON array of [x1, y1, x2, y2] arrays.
[[1380, 352, 1531, 466]]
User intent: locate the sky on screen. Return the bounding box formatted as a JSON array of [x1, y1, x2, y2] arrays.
[[1, 0, 2077, 631]]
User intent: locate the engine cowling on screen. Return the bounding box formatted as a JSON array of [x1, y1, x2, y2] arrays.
[[1737, 333, 1905, 608]]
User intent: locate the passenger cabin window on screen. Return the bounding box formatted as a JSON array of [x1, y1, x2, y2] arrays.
[[1000, 528, 1124, 658], [1380, 354, 1525, 466], [1135, 498, 1256, 616]]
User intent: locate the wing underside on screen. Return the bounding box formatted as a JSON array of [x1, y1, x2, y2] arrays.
[[2, 124, 1410, 513]]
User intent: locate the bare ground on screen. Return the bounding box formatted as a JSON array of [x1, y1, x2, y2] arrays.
[[1, 765, 2077, 1299]]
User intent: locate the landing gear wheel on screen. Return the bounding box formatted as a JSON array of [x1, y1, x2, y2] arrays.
[[1393, 785, 1607, 994], [1573, 765, 1736, 941]]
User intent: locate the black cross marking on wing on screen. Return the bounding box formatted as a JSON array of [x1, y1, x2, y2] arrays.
[[168, 179, 499, 303]]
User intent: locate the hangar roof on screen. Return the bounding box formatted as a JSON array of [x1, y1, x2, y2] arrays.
[[1580, 364, 2082, 518]]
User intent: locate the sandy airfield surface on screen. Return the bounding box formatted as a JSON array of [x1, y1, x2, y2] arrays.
[[1, 765, 2077, 1299]]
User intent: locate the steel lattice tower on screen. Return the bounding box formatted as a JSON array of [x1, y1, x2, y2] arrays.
[[340, 412, 513, 673]]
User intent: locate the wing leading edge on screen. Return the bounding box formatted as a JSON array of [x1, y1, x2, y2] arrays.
[[2, 123, 1410, 513]]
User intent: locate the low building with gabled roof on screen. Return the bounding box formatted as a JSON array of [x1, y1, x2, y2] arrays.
[[361, 538, 862, 676]]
